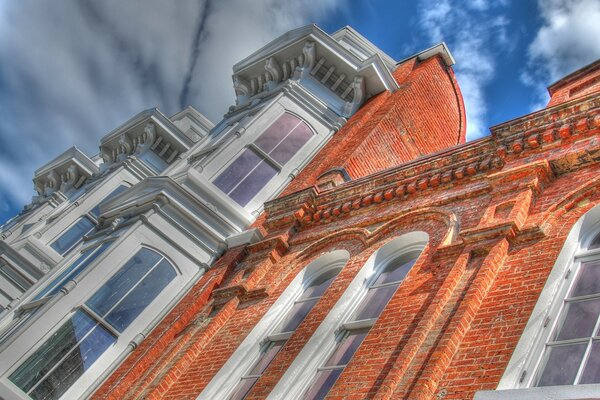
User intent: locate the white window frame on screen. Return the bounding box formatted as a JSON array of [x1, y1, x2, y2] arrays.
[[0, 225, 201, 400], [212, 110, 315, 208], [475, 204, 600, 400], [198, 250, 350, 400], [267, 232, 428, 400], [196, 95, 336, 215]]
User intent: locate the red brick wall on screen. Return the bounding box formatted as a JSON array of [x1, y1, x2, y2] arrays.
[[94, 63, 600, 399], [547, 60, 600, 107], [282, 54, 466, 196]]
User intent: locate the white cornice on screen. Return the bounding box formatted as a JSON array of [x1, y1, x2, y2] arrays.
[[396, 42, 455, 67], [34, 146, 98, 179]]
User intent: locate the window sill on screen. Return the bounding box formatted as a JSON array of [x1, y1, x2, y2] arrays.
[[474, 384, 600, 400]]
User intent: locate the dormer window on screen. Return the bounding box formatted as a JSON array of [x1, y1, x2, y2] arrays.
[[213, 113, 313, 206]]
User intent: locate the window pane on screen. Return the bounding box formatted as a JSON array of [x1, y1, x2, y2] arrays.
[[302, 274, 336, 300], [9, 310, 115, 397], [275, 298, 318, 333], [554, 298, 600, 341], [351, 285, 398, 321], [589, 232, 600, 249], [213, 148, 262, 195], [89, 185, 128, 218], [248, 341, 285, 376], [36, 242, 111, 300], [229, 377, 259, 400], [536, 343, 587, 386], [254, 113, 301, 154], [580, 341, 600, 384], [325, 330, 368, 367], [228, 158, 277, 206], [303, 368, 343, 400], [0, 264, 31, 291], [86, 248, 162, 317], [375, 258, 417, 286], [571, 260, 600, 297], [29, 322, 115, 400], [269, 122, 312, 165], [50, 218, 95, 255], [105, 259, 176, 332]]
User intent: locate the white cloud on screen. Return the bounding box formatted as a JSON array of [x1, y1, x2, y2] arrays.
[[0, 0, 343, 212], [417, 0, 512, 140], [523, 0, 600, 107]]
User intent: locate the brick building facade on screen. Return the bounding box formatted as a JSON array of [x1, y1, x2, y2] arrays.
[[94, 36, 600, 400], [1, 24, 600, 400]]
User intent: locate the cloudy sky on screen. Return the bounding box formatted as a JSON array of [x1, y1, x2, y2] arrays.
[[0, 0, 599, 224]]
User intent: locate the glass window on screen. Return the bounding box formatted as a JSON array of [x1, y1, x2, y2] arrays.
[[0, 262, 32, 292], [9, 248, 177, 399], [535, 259, 600, 386], [214, 113, 312, 207], [304, 253, 419, 398], [89, 185, 128, 219], [35, 241, 112, 301], [229, 269, 338, 400], [50, 218, 95, 255], [9, 309, 117, 400], [304, 330, 368, 400]]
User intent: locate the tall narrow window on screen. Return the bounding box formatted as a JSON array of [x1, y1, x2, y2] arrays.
[[49, 184, 128, 256], [534, 232, 600, 386], [304, 252, 419, 399], [228, 269, 339, 400], [9, 247, 176, 400], [214, 113, 313, 206], [50, 218, 95, 255]]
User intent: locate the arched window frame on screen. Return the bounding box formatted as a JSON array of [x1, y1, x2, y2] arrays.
[[198, 250, 350, 400], [1, 245, 181, 400], [477, 204, 600, 399], [268, 232, 428, 400], [212, 111, 315, 208]]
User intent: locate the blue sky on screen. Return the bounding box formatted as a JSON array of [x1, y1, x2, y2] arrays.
[[1, 0, 599, 224]]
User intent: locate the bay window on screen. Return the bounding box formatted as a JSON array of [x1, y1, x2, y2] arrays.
[[8, 247, 176, 400], [213, 113, 313, 206]]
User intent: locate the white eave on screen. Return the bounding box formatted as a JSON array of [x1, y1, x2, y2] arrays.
[[396, 42, 455, 67], [100, 108, 194, 153], [34, 146, 99, 179]]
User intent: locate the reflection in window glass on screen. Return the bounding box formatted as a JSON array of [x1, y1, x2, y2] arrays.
[[214, 113, 312, 207], [35, 241, 112, 300], [536, 258, 600, 386], [50, 218, 95, 255], [89, 185, 128, 218], [10, 248, 177, 399], [304, 331, 368, 400], [230, 269, 338, 399], [9, 310, 116, 400], [305, 253, 419, 398]]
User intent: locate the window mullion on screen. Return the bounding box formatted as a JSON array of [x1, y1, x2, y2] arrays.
[[94, 256, 165, 321], [249, 144, 282, 170], [317, 364, 346, 372], [370, 280, 402, 289], [264, 120, 302, 157], [80, 304, 121, 338], [26, 312, 105, 394]]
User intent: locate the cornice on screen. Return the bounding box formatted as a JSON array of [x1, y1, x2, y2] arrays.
[[264, 92, 600, 230]]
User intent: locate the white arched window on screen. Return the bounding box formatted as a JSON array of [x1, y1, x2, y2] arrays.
[[199, 250, 349, 400], [230, 268, 339, 400], [477, 204, 600, 399], [303, 251, 421, 399], [7, 247, 176, 400], [213, 112, 313, 206], [268, 232, 428, 400]]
